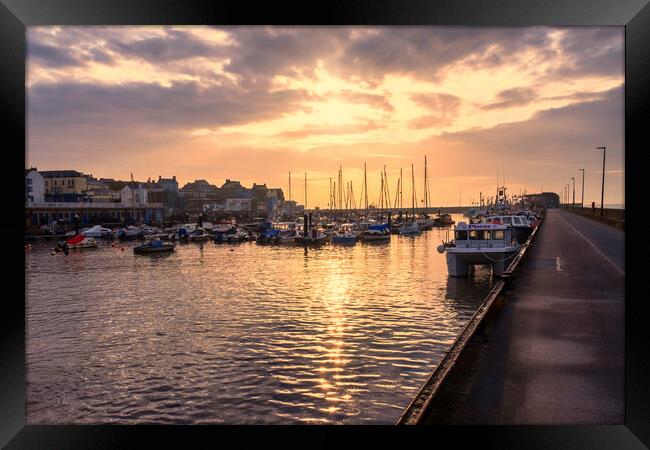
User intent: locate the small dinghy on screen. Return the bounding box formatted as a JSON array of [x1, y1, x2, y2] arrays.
[[65, 234, 99, 249], [133, 239, 175, 254]]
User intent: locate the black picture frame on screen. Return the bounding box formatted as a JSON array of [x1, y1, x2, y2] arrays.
[[2, 0, 647, 447]]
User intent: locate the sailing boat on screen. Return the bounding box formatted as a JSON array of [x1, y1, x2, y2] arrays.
[[400, 164, 421, 235]]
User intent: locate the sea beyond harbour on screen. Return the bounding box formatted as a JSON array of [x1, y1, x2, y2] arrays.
[[25, 214, 493, 424]]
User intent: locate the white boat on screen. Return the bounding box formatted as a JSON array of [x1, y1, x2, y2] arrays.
[[480, 215, 534, 243], [331, 224, 357, 245], [81, 225, 114, 238], [438, 222, 520, 277], [399, 221, 421, 235]]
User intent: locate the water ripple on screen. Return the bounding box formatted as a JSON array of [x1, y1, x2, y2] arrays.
[[26, 215, 491, 424]]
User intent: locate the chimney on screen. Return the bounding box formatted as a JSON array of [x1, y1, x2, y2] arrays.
[[159, 175, 162, 181], [172, 176, 176, 180]]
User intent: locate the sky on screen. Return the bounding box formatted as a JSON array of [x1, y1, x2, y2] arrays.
[[26, 26, 624, 208]]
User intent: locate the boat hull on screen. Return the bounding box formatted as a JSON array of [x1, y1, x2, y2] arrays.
[[133, 244, 175, 254], [445, 246, 520, 277]]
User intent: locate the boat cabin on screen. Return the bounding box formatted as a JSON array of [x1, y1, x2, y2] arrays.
[[453, 222, 516, 249], [481, 215, 530, 227]]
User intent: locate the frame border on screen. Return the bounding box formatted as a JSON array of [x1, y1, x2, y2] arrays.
[[3, 1, 647, 447]]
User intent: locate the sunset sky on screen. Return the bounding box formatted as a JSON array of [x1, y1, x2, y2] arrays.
[[27, 26, 624, 208]]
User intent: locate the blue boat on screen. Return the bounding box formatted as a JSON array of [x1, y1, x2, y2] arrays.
[[133, 239, 175, 254]]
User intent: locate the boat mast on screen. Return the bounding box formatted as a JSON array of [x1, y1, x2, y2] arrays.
[[304, 172, 307, 212], [400, 168, 403, 211], [288, 171, 292, 216], [364, 162, 368, 219], [130, 172, 135, 225], [411, 163, 415, 220]]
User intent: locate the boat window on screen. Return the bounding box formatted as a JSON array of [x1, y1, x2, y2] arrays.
[[501, 217, 512, 224], [469, 230, 490, 240], [513, 217, 521, 225], [455, 230, 468, 240], [491, 229, 505, 240]]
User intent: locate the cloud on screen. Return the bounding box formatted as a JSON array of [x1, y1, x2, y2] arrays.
[[437, 84, 623, 167], [28, 41, 80, 68], [409, 92, 462, 129], [276, 120, 383, 139], [481, 87, 538, 110], [107, 29, 229, 63]]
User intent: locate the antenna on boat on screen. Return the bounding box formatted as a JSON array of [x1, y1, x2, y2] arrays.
[[304, 172, 307, 211]]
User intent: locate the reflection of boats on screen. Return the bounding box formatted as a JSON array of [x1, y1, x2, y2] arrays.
[[438, 222, 520, 277], [65, 234, 99, 249], [133, 239, 175, 254]]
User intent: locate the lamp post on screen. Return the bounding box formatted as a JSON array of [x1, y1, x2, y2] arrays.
[[597, 146, 606, 216], [565, 184, 569, 208], [579, 169, 585, 214], [571, 177, 575, 211]]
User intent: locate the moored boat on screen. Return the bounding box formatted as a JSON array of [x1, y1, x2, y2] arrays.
[[65, 234, 99, 249], [133, 239, 175, 254], [438, 222, 520, 277]]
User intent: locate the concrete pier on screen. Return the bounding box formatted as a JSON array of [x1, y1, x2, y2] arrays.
[[419, 208, 624, 424]]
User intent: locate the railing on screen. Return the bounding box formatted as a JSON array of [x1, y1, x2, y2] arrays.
[[26, 202, 164, 209]]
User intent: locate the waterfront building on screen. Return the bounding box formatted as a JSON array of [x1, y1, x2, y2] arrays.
[[40, 170, 89, 195], [179, 179, 221, 220], [120, 184, 149, 206], [25, 168, 45, 203]]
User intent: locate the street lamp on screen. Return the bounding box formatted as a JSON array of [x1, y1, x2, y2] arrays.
[[571, 177, 575, 210], [597, 146, 606, 216], [565, 184, 569, 208], [579, 169, 585, 214]]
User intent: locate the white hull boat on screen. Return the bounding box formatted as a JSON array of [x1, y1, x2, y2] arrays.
[[439, 222, 520, 277]]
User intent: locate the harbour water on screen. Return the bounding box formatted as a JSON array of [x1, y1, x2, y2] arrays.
[[26, 214, 493, 424]]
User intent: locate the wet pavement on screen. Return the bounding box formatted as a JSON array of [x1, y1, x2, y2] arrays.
[[420, 208, 624, 424]]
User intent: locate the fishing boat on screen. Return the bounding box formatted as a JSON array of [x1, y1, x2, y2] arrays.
[[133, 239, 175, 254], [65, 234, 99, 249], [480, 215, 535, 244], [331, 224, 357, 245], [438, 222, 520, 277]]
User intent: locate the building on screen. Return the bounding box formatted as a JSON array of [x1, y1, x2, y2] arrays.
[[120, 184, 149, 206], [25, 168, 45, 203], [178, 179, 221, 220], [40, 170, 89, 194]]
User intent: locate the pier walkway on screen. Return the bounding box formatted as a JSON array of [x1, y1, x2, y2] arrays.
[[420, 208, 624, 424]]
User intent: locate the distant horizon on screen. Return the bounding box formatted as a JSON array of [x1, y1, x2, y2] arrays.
[[27, 26, 624, 208]]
